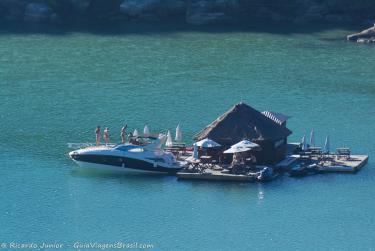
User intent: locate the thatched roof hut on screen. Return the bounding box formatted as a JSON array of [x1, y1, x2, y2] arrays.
[[194, 102, 292, 164], [194, 102, 292, 145]]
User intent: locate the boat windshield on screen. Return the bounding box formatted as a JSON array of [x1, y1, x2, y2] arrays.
[[115, 144, 141, 152], [128, 148, 144, 153]]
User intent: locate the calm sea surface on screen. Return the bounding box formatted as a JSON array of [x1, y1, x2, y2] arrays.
[[0, 25, 374, 250]]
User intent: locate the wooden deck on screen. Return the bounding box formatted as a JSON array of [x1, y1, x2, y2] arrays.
[[176, 154, 369, 183], [317, 155, 369, 173]]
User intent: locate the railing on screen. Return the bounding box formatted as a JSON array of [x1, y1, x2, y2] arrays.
[[67, 143, 116, 149]]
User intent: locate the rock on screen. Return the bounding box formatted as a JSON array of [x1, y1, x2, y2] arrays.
[[294, 13, 323, 23], [186, 0, 238, 25], [294, 4, 327, 23], [186, 0, 239, 14], [138, 13, 160, 21], [212, 0, 239, 12], [186, 12, 230, 25], [347, 25, 375, 42], [306, 5, 328, 15], [157, 0, 186, 17], [0, 6, 5, 17], [325, 14, 352, 24], [0, 0, 25, 21], [49, 13, 62, 24], [69, 0, 91, 13], [24, 3, 53, 22], [187, 0, 228, 16], [120, 0, 160, 17], [270, 12, 285, 23], [255, 7, 285, 23], [361, 19, 375, 26], [187, 0, 212, 14], [88, 0, 122, 18], [325, 14, 343, 23]]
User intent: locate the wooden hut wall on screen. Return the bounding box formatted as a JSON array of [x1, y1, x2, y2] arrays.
[[253, 140, 273, 164], [274, 138, 288, 162]]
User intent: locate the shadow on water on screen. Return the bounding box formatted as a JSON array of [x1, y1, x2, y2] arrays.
[[0, 20, 362, 36], [70, 168, 175, 183], [176, 172, 286, 190], [69, 166, 283, 193]]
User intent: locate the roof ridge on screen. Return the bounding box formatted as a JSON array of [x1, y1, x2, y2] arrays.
[[194, 102, 292, 143]]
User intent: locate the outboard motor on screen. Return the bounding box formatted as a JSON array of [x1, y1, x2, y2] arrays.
[[257, 166, 273, 181]]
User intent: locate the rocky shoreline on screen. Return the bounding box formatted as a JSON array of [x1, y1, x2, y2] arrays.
[[0, 0, 374, 26]]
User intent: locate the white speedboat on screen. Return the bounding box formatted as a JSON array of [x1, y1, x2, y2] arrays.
[[69, 137, 182, 174]]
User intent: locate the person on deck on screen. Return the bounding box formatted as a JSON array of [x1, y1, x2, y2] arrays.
[[95, 126, 101, 146], [251, 154, 257, 165], [232, 153, 239, 166], [103, 127, 109, 145], [231, 153, 241, 174], [128, 132, 140, 145], [121, 125, 128, 144]]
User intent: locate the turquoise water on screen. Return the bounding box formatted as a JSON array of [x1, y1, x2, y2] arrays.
[[1, 25, 375, 250]]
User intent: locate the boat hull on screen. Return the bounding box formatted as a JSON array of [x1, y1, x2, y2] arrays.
[[72, 160, 177, 174], [69, 153, 181, 174]]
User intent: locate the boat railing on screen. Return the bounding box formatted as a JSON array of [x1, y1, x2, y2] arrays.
[[67, 143, 116, 149]]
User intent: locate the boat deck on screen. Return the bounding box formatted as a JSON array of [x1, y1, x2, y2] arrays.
[[317, 155, 369, 173]]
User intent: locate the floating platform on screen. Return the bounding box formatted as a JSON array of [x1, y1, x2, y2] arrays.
[[317, 155, 369, 173], [177, 169, 256, 182], [276, 155, 299, 170]]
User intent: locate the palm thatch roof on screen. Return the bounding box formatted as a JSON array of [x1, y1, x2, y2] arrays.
[[194, 102, 292, 145]]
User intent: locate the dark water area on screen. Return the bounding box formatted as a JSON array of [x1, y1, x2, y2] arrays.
[[0, 20, 364, 37]]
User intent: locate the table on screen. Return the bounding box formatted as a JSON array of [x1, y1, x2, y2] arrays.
[[199, 156, 214, 170], [336, 148, 351, 159], [186, 158, 202, 172], [304, 147, 322, 158]]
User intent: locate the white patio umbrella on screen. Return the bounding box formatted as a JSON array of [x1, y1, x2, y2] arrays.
[[175, 124, 182, 142], [193, 143, 199, 159], [230, 140, 259, 149], [309, 128, 315, 147], [143, 125, 150, 137], [195, 138, 221, 148], [301, 135, 308, 151], [324, 136, 330, 153], [133, 129, 139, 137], [165, 130, 173, 147], [224, 146, 252, 154], [224, 139, 260, 154]]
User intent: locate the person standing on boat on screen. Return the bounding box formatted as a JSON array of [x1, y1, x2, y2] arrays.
[[95, 126, 101, 146], [121, 124, 127, 144], [104, 127, 109, 145], [128, 132, 136, 144]]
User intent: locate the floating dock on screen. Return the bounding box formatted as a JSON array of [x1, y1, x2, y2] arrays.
[[317, 155, 369, 173], [177, 169, 256, 182], [177, 154, 369, 182], [276, 155, 299, 170]]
